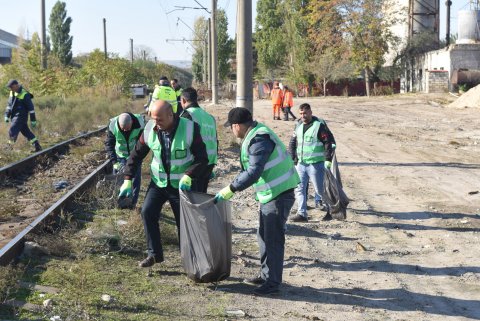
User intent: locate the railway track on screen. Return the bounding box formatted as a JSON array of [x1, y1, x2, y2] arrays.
[[0, 127, 111, 266]]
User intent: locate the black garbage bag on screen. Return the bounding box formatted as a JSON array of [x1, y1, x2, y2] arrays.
[[323, 153, 349, 220], [179, 190, 232, 283]]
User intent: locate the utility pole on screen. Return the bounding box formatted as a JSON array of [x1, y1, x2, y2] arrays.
[[208, 18, 212, 90], [41, 0, 47, 69], [130, 38, 134, 63], [203, 37, 207, 84], [211, 0, 218, 104], [236, 0, 253, 112], [103, 18, 107, 59]]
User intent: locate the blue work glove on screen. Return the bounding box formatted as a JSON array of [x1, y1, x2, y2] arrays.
[[214, 186, 234, 203], [4, 116, 9, 123], [31, 121, 37, 128], [118, 180, 132, 197], [113, 162, 122, 171], [179, 175, 192, 191], [324, 161, 332, 169]]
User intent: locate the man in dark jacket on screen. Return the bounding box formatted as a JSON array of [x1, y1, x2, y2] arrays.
[[105, 112, 145, 207], [4, 79, 41, 152], [288, 103, 336, 222], [119, 100, 208, 268]]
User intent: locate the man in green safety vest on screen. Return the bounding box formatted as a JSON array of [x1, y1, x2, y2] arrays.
[[119, 100, 208, 268], [215, 107, 300, 295], [179, 87, 218, 192], [105, 112, 145, 207], [170, 78, 183, 107], [147, 76, 183, 116], [288, 103, 336, 222]]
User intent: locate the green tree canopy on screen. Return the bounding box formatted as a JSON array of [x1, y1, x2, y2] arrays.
[[49, 1, 73, 66]]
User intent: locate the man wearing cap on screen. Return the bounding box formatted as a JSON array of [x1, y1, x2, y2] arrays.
[[215, 107, 300, 295], [4, 79, 42, 152], [147, 76, 183, 116], [119, 100, 208, 268], [179, 87, 218, 192], [288, 103, 336, 222], [105, 112, 145, 208]]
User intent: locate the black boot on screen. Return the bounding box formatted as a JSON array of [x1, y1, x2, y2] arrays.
[[34, 141, 42, 152]]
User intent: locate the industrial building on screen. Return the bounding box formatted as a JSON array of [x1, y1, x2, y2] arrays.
[[0, 29, 18, 64], [389, 0, 480, 93]]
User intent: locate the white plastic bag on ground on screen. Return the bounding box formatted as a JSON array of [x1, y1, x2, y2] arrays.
[[179, 190, 232, 283]]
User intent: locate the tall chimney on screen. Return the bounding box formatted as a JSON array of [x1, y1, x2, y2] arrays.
[[446, 0, 452, 46]]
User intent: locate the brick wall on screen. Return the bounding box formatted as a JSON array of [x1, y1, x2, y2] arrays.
[[427, 70, 449, 93]]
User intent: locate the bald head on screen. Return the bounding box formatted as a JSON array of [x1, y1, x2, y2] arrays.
[[149, 100, 174, 131], [118, 113, 132, 131]]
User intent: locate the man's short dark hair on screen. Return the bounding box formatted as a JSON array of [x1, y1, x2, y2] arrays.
[[172, 78, 178, 83], [299, 103, 311, 110], [181, 87, 198, 102]]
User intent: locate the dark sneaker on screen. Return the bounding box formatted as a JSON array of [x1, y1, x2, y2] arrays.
[[253, 282, 280, 296], [138, 256, 162, 268], [290, 214, 308, 222], [243, 275, 265, 286], [322, 212, 333, 221], [33, 142, 42, 152], [316, 202, 328, 212]]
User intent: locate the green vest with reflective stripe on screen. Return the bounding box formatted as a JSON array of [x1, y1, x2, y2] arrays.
[[241, 123, 300, 204], [10, 88, 28, 100], [295, 120, 325, 164], [109, 114, 145, 159], [144, 118, 194, 188], [175, 87, 183, 98], [186, 106, 218, 165], [150, 85, 178, 112]]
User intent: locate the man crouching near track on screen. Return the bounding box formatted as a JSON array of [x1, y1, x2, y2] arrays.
[[119, 100, 208, 267]]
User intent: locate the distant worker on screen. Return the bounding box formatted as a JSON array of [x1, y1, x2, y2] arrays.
[[147, 76, 182, 116], [288, 103, 336, 222], [105, 112, 145, 208], [4, 79, 42, 152], [179, 87, 218, 192], [282, 86, 297, 121], [215, 108, 299, 295], [270, 81, 284, 120], [119, 100, 208, 267], [170, 78, 183, 106]]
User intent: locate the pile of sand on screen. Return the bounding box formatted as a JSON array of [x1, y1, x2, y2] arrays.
[[448, 84, 480, 108]]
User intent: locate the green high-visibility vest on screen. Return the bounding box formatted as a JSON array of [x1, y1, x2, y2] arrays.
[[241, 122, 300, 204], [149, 85, 178, 112], [109, 114, 145, 159], [185, 106, 218, 165], [143, 118, 194, 189], [175, 88, 183, 98], [295, 120, 326, 164], [9, 88, 28, 100]]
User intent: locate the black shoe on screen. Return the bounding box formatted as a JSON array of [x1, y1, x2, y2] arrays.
[[243, 275, 265, 286], [34, 142, 42, 152], [138, 256, 162, 267], [290, 214, 308, 222], [322, 212, 333, 221], [315, 201, 328, 212], [253, 282, 280, 296]]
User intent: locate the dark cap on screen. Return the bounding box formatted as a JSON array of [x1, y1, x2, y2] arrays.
[[6, 79, 18, 88], [158, 76, 169, 86], [225, 107, 253, 127]]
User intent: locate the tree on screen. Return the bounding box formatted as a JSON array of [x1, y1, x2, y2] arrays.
[[336, 0, 399, 96], [254, 0, 287, 79], [49, 1, 73, 66], [217, 9, 234, 82], [309, 49, 354, 96], [191, 17, 209, 84]]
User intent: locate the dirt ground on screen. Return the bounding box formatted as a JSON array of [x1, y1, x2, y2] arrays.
[[203, 93, 480, 321]]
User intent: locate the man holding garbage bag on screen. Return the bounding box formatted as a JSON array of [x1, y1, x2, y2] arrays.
[[119, 100, 208, 268], [215, 107, 300, 295]]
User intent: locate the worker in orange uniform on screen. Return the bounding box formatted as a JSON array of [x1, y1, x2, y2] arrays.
[[282, 86, 297, 121], [270, 81, 284, 120]]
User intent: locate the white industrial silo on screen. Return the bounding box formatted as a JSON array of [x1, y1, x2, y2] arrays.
[[456, 9, 480, 44], [409, 0, 440, 41]]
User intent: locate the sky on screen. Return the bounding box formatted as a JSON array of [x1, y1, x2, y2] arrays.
[[0, 0, 472, 62], [0, 0, 257, 62]]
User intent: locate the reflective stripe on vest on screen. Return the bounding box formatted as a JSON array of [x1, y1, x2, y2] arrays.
[[240, 123, 300, 204], [150, 86, 178, 112], [296, 120, 325, 164], [109, 114, 145, 159], [144, 118, 194, 188], [186, 106, 218, 165]]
